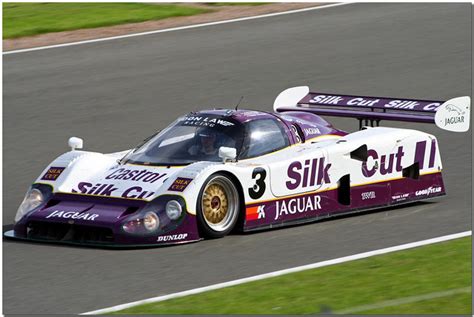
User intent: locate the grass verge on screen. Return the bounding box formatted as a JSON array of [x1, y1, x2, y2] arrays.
[[114, 237, 471, 314], [3, 3, 212, 39]]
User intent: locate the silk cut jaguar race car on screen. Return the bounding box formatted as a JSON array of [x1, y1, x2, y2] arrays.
[[5, 87, 470, 247]]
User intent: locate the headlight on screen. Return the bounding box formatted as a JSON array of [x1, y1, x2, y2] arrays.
[[166, 200, 182, 220], [143, 212, 159, 231], [122, 211, 160, 234], [15, 188, 44, 223], [121, 196, 185, 235]]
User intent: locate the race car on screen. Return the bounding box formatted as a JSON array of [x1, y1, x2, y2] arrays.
[[4, 86, 470, 247]]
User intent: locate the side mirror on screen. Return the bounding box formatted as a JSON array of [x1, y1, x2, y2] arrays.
[[219, 147, 237, 163], [68, 137, 83, 151]]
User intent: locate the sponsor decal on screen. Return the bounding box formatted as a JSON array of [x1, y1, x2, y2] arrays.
[[310, 95, 380, 107], [392, 193, 409, 201], [41, 167, 65, 181], [434, 98, 470, 132], [182, 116, 234, 128], [308, 94, 442, 111], [168, 177, 193, 192], [362, 147, 405, 177], [441, 104, 466, 126], [286, 142, 436, 186], [362, 141, 436, 178], [157, 233, 188, 242], [286, 158, 331, 190], [444, 116, 464, 125], [361, 191, 376, 200], [72, 182, 155, 199], [246, 205, 265, 221], [384, 100, 438, 110], [303, 127, 321, 136], [121, 186, 155, 199], [105, 168, 167, 184], [275, 194, 321, 220], [415, 186, 442, 197], [46, 210, 99, 221], [445, 104, 465, 116]]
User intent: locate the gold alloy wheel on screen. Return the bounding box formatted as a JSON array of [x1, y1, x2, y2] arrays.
[[203, 184, 228, 224], [201, 175, 239, 233]]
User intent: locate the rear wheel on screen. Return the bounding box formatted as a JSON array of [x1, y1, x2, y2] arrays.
[[197, 174, 240, 238]]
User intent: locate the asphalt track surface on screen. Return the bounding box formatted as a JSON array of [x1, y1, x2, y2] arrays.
[[3, 3, 471, 314]]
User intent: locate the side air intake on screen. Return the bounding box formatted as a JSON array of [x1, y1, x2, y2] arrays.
[[402, 162, 420, 179], [350, 144, 368, 162], [337, 174, 351, 205]]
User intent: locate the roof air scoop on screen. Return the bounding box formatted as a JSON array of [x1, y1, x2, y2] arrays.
[[273, 86, 309, 112]]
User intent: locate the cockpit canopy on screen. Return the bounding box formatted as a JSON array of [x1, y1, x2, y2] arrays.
[[122, 112, 290, 166]]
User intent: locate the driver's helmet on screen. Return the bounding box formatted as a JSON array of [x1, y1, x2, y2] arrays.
[[198, 128, 218, 148]]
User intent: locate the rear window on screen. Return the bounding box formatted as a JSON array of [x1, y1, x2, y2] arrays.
[[240, 118, 289, 159]]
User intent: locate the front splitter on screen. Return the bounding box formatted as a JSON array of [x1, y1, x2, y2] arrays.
[[3, 230, 202, 249]]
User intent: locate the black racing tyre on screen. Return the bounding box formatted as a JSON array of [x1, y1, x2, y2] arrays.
[[197, 173, 240, 238]]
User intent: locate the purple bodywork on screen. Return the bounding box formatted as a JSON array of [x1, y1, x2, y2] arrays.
[[10, 192, 201, 247]]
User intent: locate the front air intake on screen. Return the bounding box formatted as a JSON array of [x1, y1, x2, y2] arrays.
[[27, 221, 114, 244]]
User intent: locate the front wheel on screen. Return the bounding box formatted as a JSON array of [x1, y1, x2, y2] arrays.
[[197, 174, 240, 238]]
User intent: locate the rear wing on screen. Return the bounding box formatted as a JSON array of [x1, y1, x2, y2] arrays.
[[274, 86, 470, 132]]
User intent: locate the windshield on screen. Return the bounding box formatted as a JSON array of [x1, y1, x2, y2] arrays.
[[122, 115, 244, 166]]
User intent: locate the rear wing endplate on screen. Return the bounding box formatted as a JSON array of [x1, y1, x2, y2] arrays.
[[274, 86, 470, 132]]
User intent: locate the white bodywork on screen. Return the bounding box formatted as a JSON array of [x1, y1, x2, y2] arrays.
[[35, 126, 442, 216]]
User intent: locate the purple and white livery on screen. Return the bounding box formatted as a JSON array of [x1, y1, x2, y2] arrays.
[[5, 87, 470, 247]]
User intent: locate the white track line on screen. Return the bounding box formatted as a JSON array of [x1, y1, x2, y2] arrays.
[[3, 2, 352, 55], [81, 230, 471, 315], [335, 287, 471, 314]]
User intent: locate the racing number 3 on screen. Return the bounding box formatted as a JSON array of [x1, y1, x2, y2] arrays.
[[249, 168, 266, 199]]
